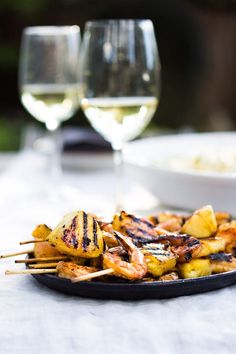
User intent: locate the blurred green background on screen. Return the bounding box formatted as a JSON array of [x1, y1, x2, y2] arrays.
[[1, 0, 236, 150]]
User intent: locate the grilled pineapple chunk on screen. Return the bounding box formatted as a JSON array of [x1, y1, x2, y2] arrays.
[[142, 243, 177, 277], [210, 253, 236, 273], [196, 237, 226, 258], [113, 211, 158, 243], [216, 221, 236, 254], [181, 205, 217, 238], [47, 211, 104, 258], [215, 211, 231, 226], [178, 259, 211, 278], [32, 224, 52, 240]]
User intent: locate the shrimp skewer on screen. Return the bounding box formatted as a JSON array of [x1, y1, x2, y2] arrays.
[[103, 232, 147, 280]]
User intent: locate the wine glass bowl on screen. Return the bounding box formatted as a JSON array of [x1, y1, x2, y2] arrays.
[[19, 26, 81, 132], [80, 19, 160, 149]]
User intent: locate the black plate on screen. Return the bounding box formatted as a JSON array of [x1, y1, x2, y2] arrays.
[[30, 271, 236, 300]]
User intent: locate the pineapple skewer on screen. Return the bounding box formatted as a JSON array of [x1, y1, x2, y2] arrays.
[[15, 256, 69, 264], [0, 249, 33, 259]]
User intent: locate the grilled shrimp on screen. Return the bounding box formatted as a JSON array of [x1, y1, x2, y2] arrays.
[[56, 261, 98, 280], [102, 231, 119, 248], [103, 232, 147, 280], [155, 234, 201, 262]]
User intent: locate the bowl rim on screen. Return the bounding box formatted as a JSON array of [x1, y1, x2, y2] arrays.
[[124, 132, 236, 181]]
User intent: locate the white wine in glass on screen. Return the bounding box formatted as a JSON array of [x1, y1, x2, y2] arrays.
[[21, 84, 80, 131], [79, 20, 161, 210], [19, 26, 81, 188], [81, 96, 158, 145]]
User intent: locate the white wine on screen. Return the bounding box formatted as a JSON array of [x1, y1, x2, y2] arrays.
[[81, 97, 158, 145], [21, 84, 80, 130]]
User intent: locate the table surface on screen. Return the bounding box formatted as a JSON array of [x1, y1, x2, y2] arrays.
[[1, 150, 236, 354]]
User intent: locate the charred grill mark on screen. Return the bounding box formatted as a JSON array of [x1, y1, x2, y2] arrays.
[[82, 212, 91, 251], [187, 239, 200, 247], [127, 214, 154, 228], [62, 216, 78, 249], [184, 252, 192, 261], [150, 216, 159, 225], [93, 218, 99, 248], [208, 253, 233, 262]]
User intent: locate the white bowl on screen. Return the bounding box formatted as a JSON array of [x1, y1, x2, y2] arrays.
[[124, 132, 236, 213]]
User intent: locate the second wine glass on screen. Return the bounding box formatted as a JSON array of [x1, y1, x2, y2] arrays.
[[79, 19, 161, 210], [19, 26, 81, 187]]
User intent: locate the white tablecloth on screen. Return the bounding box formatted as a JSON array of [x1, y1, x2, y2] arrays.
[[1, 150, 236, 354]]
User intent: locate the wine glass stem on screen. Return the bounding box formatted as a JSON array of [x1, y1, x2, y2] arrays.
[[51, 126, 62, 183], [46, 120, 62, 188], [112, 143, 124, 212]]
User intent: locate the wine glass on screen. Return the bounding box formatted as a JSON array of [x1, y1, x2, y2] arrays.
[[19, 26, 81, 186], [79, 19, 160, 210]]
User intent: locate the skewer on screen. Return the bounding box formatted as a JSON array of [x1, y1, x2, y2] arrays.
[[29, 262, 59, 269], [5, 267, 113, 280], [0, 249, 33, 259], [20, 239, 45, 245], [15, 256, 69, 264], [5, 269, 57, 275], [71, 268, 114, 283]]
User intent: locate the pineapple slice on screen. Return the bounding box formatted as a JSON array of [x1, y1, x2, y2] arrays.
[[216, 221, 236, 254], [196, 237, 226, 258], [142, 243, 177, 277], [32, 224, 60, 258], [47, 211, 104, 258], [178, 259, 211, 278], [181, 205, 217, 238], [32, 224, 52, 240]]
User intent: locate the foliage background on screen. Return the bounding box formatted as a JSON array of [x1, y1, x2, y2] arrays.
[[1, 0, 236, 150]]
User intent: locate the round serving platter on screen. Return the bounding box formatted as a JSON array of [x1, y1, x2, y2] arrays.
[[30, 270, 236, 300]]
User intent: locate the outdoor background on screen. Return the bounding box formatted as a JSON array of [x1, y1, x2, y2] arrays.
[[1, 0, 236, 150]]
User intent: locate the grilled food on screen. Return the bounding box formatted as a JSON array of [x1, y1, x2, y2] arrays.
[[149, 212, 185, 232], [196, 237, 226, 258], [56, 261, 98, 280], [156, 234, 201, 262], [141, 243, 177, 277], [32, 224, 52, 240], [215, 211, 231, 226], [159, 272, 179, 281], [209, 253, 236, 273], [113, 211, 158, 244], [47, 211, 104, 258], [103, 231, 147, 280], [216, 221, 236, 254], [181, 205, 217, 238], [8, 204, 236, 283], [178, 253, 236, 278], [178, 259, 211, 278]]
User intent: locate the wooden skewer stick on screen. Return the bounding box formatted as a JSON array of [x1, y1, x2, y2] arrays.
[[71, 268, 114, 283], [20, 239, 45, 245], [0, 249, 33, 259], [28, 262, 59, 269], [15, 256, 69, 264], [5, 269, 57, 275]]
